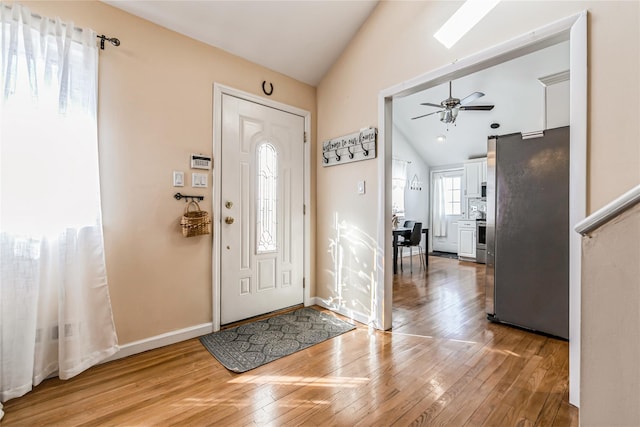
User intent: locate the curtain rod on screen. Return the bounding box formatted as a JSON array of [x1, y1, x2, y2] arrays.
[[392, 157, 412, 164], [2, 6, 120, 50], [96, 35, 120, 50]]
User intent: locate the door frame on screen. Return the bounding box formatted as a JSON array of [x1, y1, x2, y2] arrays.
[[212, 83, 311, 331], [376, 12, 587, 407], [430, 167, 464, 254]]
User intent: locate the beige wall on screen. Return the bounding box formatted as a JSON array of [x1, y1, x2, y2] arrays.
[[23, 1, 317, 344], [581, 203, 640, 426], [316, 0, 639, 319], [24, 1, 640, 352]]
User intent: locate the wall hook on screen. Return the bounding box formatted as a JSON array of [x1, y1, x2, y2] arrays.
[[262, 81, 274, 96], [361, 139, 369, 157], [335, 149, 341, 162], [322, 151, 329, 164], [347, 146, 355, 159]]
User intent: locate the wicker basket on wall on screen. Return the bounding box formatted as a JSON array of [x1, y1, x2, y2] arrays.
[[180, 201, 211, 237]]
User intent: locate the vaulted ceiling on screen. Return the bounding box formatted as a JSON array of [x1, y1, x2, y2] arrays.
[[393, 41, 570, 167], [102, 0, 379, 86], [102, 1, 569, 167]]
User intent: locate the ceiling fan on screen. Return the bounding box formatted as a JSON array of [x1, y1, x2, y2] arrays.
[[411, 81, 494, 124]]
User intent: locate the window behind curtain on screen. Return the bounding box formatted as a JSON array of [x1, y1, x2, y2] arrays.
[[392, 159, 408, 216], [0, 4, 118, 404]]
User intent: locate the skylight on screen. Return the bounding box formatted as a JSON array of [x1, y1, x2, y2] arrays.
[[434, 0, 501, 49]]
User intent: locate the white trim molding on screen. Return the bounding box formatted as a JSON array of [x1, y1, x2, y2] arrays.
[[102, 323, 213, 363], [312, 298, 371, 326], [538, 70, 571, 87]]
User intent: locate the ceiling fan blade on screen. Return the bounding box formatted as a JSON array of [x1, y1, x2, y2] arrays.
[[411, 110, 442, 120], [460, 105, 494, 111], [420, 102, 443, 108], [460, 92, 485, 105]]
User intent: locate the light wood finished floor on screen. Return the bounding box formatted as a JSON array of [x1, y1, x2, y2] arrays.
[[1, 256, 578, 426]]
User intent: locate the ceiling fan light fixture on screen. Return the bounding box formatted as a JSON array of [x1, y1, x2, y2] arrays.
[[434, 0, 502, 49], [439, 108, 458, 124], [413, 80, 494, 123]]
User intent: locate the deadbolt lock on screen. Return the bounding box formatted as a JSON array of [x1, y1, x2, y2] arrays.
[[225, 201, 233, 209], [225, 216, 235, 225]]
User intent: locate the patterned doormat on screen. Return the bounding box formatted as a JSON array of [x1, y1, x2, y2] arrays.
[[199, 307, 356, 373]]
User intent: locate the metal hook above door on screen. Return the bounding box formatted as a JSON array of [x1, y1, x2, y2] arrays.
[[262, 81, 273, 96]]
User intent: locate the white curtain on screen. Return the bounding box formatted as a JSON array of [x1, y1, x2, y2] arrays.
[[392, 159, 408, 216], [432, 173, 447, 237], [0, 3, 118, 409]]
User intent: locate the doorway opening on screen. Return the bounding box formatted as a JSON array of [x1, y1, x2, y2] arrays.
[[430, 168, 464, 254], [377, 12, 587, 407]]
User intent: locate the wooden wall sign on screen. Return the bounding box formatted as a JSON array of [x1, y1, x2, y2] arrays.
[[321, 127, 377, 167]]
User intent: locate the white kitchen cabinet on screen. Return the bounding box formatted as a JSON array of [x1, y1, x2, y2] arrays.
[[540, 70, 570, 129], [464, 158, 487, 198], [464, 161, 482, 198], [458, 220, 476, 260]]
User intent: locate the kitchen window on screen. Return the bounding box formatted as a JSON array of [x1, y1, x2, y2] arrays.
[[443, 176, 462, 215]]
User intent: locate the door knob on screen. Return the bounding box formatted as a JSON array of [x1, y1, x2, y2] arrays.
[[225, 216, 235, 225]]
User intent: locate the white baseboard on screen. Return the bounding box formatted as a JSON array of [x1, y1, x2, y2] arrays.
[[102, 323, 213, 363], [102, 300, 370, 365], [310, 297, 372, 326]]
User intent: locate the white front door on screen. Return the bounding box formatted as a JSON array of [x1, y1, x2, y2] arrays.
[[220, 94, 305, 324], [432, 170, 464, 253]]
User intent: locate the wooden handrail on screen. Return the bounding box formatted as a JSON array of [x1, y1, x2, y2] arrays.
[[575, 184, 640, 236]]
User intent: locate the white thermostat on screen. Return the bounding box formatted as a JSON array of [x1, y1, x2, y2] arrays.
[[191, 154, 212, 170], [173, 171, 184, 187]]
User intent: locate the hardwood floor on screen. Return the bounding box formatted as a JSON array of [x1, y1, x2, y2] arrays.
[[1, 256, 578, 426]]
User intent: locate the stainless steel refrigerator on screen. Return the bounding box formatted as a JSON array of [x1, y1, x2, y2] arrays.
[[485, 127, 569, 339]]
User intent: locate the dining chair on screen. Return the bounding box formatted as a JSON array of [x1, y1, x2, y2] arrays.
[[400, 220, 414, 242], [399, 222, 424, 273]]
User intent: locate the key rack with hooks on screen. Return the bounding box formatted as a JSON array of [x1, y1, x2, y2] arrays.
[[321, 127, 377, 167], [174, 193, 204, 202]]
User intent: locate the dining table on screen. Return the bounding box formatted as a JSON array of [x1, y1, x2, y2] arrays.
[[392, 227, 429, 274]]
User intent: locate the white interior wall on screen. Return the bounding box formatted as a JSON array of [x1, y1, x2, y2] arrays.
[[392, 128, 430, 257]]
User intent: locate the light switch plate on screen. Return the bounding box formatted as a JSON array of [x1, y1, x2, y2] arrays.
[[357, 180, 365, 195], [192, 173, 208, 188], [173, 171, 184, 187]]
